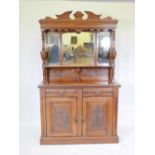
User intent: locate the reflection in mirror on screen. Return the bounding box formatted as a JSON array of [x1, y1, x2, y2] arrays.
[[63, 32, 94, 65], [97, 32, 110, 64], [46, 32, 60, 64]]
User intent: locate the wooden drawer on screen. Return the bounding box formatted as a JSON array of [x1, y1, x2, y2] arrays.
[[83, 88, 113, 96], [49, 68, 78, 83], [46, 88, 78, 96], [80, 68, 109, 82]]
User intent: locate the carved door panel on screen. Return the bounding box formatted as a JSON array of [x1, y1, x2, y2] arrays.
[[82, 97, 113, 136], [46, 97, 77, 137]]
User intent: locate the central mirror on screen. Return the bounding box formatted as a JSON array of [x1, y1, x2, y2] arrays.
[[62, 32, 95, 65]]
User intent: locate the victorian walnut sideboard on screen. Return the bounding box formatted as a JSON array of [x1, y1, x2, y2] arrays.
[[38, 11, 120, 144]]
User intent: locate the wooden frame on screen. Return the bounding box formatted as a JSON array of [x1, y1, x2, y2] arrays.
[[38, 11, 120, 144], [39, 11, 118, 31], [39, 11, 118, 85]]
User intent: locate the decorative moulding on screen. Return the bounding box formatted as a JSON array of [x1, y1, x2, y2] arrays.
[[39, 11, 118, 32]]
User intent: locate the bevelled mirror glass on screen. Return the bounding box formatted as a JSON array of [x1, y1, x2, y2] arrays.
[[62, 32, 95, 65], [46, 32, 60, 64], [97, 31, 111, 65]]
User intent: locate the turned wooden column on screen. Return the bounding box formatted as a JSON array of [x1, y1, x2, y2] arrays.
[[94, 32, 98, 66], [109, 29, 116, 83], [40, 29, 48, 85], [59, 32, 63, 65]]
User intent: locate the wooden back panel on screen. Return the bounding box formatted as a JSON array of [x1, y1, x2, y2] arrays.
[[48, 67, 109, 83], [49, 68, 78, 83], [80, 68, 109, 82]]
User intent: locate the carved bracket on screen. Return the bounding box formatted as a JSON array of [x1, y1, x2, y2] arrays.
[[40, 51, 48, 84], [41, 51, 48, 64]]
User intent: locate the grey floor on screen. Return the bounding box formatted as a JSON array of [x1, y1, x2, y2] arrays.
[[20, 123, 134, 155]]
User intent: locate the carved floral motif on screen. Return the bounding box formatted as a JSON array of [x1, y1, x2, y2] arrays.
[[55, 106, 69, 130], [81, 68, 108, 76], [90, 106, 104, 129]]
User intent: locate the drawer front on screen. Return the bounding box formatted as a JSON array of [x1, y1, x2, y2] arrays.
[[46, 88, 78, 96], [49, 68, 78, 83], [80, 68, 109, 82], [83, 88, 113, 96]]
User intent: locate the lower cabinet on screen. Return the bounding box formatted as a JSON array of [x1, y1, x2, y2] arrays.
[[40, 87, 119, 144]]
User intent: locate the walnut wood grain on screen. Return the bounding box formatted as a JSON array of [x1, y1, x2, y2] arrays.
[[39, 86, 120, 144], [40, 88, 47, 137], [39, 11, 118, 32], [40, 136, 119, 144], [46, 97, 77, 137], [39, 11, 120, 144]]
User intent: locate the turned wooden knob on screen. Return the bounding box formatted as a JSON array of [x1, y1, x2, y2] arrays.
[[74, 116, 78, 123], [96, 90, 101, 95], [81, 116, 86, 123], [59, 90, 64, 96]]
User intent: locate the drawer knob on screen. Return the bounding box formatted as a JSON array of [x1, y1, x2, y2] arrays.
[[96, 90, 101, 95], [74, 116, 78, 123], [59, 90, 64, 96], [82, 116, 86, 123]]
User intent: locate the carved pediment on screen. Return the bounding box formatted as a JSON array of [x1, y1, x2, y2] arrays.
[[39, 11, 118, 31], [56, 11, 72, 20], [40, 11, 117, 21]]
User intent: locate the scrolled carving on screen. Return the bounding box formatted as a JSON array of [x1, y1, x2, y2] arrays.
[[90, 106, 104, 129], [73, 11, 85, 20], [40, 51, 48, 84], [44, 16, 54, 21], [56, 11, 72, 20], [85, 11, 101, 20], [39, 11, 118, 32], [55, 106, 69, 130], [103, 16, 113, 20], [40, 51, 48, 63], [39, 11, 118, 22], [109, 49, 116, 61]]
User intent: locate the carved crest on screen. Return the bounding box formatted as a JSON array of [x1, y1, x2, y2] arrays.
[[56, 11, 72, 20], [39, 11, 118, 31], [40, 11, 117, 21]]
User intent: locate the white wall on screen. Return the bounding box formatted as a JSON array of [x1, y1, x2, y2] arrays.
[[20, 1, 134, 128]]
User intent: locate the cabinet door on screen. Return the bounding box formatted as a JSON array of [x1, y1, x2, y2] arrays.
[[83, 97, 113, 137], [46, 97, 77, 137]]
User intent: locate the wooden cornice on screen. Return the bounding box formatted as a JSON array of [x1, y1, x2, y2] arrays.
[[39, 11, 118, 32]]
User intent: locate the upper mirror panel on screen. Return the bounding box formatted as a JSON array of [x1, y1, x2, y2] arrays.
[[46, 32, 60, 64], [63, 32, 95, 65], [97, 32, 111, 65]]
